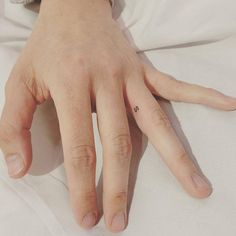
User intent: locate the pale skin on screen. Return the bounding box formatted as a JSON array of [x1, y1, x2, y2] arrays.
[[1, 0, 236, 233]]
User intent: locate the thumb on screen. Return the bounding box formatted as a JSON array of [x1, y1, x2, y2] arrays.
[[0, 66, 37, 178]]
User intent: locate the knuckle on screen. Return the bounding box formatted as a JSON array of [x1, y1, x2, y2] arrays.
[[0, 120, 17, 145], [68, 144, 96, 170], [176, 151, 192, 166], [4, 76, 19, 97], [111, 134, 132, 160], [100, 60, 122, 81], [53, 58, 90, 86], [172, 79, 185, 96], [112, 191, 127, 205], [71, 190, 97, 218], [83, 190, 97, 199], [151, 107, 171, 128], [107, 66, 121, 80], [24, 76, 48, 103], [97, 78, 120, 98], [78, 190, 97, 203], [56, 51, 84, 68]]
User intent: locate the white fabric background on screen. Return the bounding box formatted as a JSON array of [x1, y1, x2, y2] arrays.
[[0, 0, 236, 235]]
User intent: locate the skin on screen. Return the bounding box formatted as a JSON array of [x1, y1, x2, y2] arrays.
[[0, 0, 236, 233]]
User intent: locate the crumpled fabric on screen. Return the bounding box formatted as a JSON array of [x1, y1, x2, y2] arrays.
[[9, 0, 115, 7], [1, 0, 236, 235]]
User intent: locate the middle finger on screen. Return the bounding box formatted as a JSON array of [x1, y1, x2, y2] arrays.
[[95, 79, 132, 233]]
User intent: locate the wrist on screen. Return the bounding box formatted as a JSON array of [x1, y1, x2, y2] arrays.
[[39, 0, 113, 21]]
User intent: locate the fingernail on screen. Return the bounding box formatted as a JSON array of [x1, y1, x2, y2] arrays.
[[111, 211, 126, 232], [6, 154, 24, 177], [82, 212, 97, 229], [192, 173, 211, 189]]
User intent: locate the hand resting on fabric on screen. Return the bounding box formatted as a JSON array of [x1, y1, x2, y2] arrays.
[[1, 0, 236, 233]]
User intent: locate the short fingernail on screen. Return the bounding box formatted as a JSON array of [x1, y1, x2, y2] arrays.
[[82, 212, 97, 229], [192, 173, 211, 189], [6, 154, 24, 177], [111, 211, 126, 232]]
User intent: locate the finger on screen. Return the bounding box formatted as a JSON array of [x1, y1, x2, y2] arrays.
[[0, 67, 37, 178], [126, 80, 212, 199], [144, 65, 236, 111], [50, 78, 98, 229], [95, 80, 132, 233]]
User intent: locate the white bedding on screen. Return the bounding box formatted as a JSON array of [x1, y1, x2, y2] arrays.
[[0, 0, 236, 235]]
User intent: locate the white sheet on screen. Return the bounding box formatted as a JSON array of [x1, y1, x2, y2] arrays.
[[0, 0, 236, 235]]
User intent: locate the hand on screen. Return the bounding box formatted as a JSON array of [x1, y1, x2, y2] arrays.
[[1, 0, 236, 233]]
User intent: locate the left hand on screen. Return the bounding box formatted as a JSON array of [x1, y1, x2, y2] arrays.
[[1, 0, 236, 233]]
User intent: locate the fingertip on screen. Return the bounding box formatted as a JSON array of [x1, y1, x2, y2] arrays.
[[8, 171, 27, 179], [70, 191, 99, 230], [191, 185, 213, 199], [74, 211, 99, 230], [222, 96, 236, 111], [110, 211, 127, 233], [188, 172, 213, 199], [81, 211, 98, 229]]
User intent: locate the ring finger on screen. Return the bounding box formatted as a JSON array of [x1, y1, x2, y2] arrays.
[[95, 79, 132, 233], [126, 79, 212, 199]]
